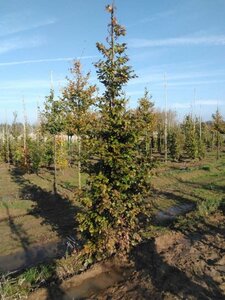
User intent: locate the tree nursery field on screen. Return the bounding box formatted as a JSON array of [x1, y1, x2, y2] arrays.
[[0, 2, 225, 300], [1, 152, 225, 299]]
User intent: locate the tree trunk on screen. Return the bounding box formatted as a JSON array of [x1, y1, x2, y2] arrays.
[[6, 124, 10, 170], [150, 136, 153, 161], [216, 131, 219, 160], [78, 135, 81, 190], [53, 135, 57, 194]]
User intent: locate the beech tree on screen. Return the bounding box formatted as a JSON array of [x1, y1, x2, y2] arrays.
[[42, 89, 65, 193], [78, 4, 149, 258], [61, 60, 96, 189]]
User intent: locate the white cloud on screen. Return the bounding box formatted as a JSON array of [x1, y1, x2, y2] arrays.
[[126, 90, 144, 97], [196, 100, 224, 106], [170, 100, 224, 110], [171, 102, 190, 109], [128, 10, 175, 28], [129, 35, 225, 48], [164, 79, 225, 87], [0, 36, 44, 55], [0, 55, 98, 67], [0, 79, 52, 90], [0, 12, 56, 37], [128, 67, 225, 87]]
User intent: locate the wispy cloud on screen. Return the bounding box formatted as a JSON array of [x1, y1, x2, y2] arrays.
[[196, 100, 224, 106], [0, 55, 98, 67], [0, 12, 56, 37], [170, 100, 224, 110], [170, 102, 190, 109], [128, 67, 225, 87], [0, 79, 53, 90], [128, 10, 175, 28], [163, 79, 225, 88], [129, 35, 225, 48], [0, 36, 44, 55]]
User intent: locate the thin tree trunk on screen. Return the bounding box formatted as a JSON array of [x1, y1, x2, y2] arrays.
[[211, 132, 214, 152], [78, 135, 81, 190], [164, 74, 168, 164], [6, 123, 10, 170], [23, 98, 28, 171], [150, 136, 153, 161], [53, 135, 57, 194], [216, 131, 219, 160], [164, 125, 168, 163], [23, 121, 27, 170]]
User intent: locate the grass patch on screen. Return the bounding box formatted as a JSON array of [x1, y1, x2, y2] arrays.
[[197, 197, 222, 217], [0, 265, 55, 300], [0, 200, 33, 210]]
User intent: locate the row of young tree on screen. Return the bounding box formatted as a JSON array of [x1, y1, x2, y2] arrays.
[[1, 93, 224, 173], [0, 4, 225, 257]]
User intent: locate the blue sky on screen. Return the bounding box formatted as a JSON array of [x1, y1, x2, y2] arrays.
[[0, 0, 225, 123]]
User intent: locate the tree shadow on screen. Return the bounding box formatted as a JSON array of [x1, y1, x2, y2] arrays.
[[2, 202, 32, 264], [9, 166, 82, 240], [175, 176, 225, 195], [131, 237, 225, 299]]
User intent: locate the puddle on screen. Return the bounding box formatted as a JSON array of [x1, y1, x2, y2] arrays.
[[0, 240, 67, 273], [62, 269, 125, 299], [29, 262, 131, 300], [155, 203, 195, 224]]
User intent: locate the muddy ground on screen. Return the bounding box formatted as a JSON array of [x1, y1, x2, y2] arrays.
[[29, 210, 225, 300], [91, 213, 225, 300]]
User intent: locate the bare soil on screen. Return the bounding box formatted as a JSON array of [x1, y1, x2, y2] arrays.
[[28, 211, 225, 300], [91, 212, 225, 300]]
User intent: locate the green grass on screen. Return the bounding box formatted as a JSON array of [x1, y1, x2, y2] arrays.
[[0, 265, 55, 299], [0, 200, 33, 210], [148, 151, 225, 234]]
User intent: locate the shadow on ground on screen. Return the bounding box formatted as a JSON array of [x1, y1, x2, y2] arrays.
[[131, 236, 224, 300], [10, 166, 81, 239]]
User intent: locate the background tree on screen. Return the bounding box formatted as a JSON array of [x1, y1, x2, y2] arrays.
[[134, 88, 155, 161], [212, 109, 225, 160], [168, 126, 184, 161], [62, 60, 96, 189], [195, 117, 206, 159], [182, 115, 198, 159], [155, 111, 164, 155], [42, 89, 65, 194]]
